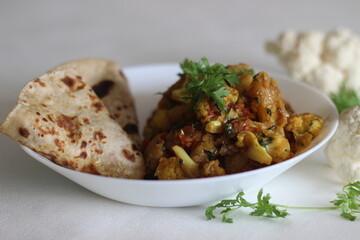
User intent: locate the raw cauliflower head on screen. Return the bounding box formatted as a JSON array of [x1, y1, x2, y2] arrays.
[[325, 106, 360, 183], [267, 28, 360, 96]]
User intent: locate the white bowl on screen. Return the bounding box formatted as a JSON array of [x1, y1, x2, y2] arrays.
[[21, 64, 338, 207]]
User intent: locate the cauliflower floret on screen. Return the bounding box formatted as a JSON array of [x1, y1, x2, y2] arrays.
[[155, 157, 186, 180], [262, 132, 291, 163], [297, 31, 325, 56], [285, 113, 324, 152], [346, 65, 360, 96], [325, 106, 360, 183], [196, 97, 218, 123], [267, 30, 324, 81], [223, 86, 239, 105], [267, 28, 360, 96], [303, 63, 344, 95], [266, 30, 298, 57], [285, 49, 321, 80], [236, 131, 272, 165], [323, 28, 360, 70]]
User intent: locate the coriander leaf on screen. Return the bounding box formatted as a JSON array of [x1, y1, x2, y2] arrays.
[[209, 88, 230, 110], [330, 81, 360, 113], [341, 212, 356, 221], [181, 58, 245, 111], [205, 206, 217, 220], [331, 181, 360, 221], [224, 74, 240, 87], [249, 189, 289, 218]]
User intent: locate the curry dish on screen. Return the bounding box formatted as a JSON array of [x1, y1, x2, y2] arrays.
[[143, 58, 323, 180]]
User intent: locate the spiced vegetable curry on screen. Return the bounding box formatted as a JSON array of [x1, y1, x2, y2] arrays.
[[143, 58, 323, 180]]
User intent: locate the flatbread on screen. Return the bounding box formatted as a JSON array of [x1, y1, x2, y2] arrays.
[[51, 58, 141, 147], [0, 69, 145, 179]]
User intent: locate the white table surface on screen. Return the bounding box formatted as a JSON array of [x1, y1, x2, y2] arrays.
[[1, 1, 359, 239]]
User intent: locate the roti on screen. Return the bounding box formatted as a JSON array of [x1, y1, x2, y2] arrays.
[[0, 69, 145, 179], [51, 58, 141, 147]]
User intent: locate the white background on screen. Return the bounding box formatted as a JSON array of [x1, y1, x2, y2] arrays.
[[1, 1, 359, 239]]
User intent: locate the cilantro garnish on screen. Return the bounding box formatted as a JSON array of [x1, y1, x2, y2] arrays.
[[180, 58, 253, 111], [330, 81, 360, 113], [206, 181, 360, 223]]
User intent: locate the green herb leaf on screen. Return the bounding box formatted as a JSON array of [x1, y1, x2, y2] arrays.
[[330, 181, 360, 221], [224, 124, 233, 138], [330, 81, 360, 113], [204, 150, 217, 160], [259, 137, 273, 148], [205, 181, 360, 223], [181, 58, 248, 111], [249, 189, 289, 218]]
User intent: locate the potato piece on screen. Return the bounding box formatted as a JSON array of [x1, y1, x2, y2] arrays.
[[223, 152, 250, 174], [144, 134, 166, 176], [190, 134, 217, 164], [227, 63, 251, 72], [168, 104, 195, 125], [148, 109, 171, 132], [247, 72, 289, 129]]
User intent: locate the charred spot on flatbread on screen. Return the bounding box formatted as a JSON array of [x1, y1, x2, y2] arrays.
[[88, 93, 104, 112], [92, 80, 115, 98], [123, 123, 139, 135], [92, 102, 103, 112], [54, 139, 65, 152], [75, 151, 88, 159], [61, 76, 75, 89], [81, 141, 87, 148], [95, 149, 103, 154], [56, 114, 77, 132], [61, 160, 77, 170], [122, 149, 136, 162], [81, 164, 100, 175], [82, 118, 90, 125], [94, 130, 107, 142], [34, 78, 46, 87], [19, 127, 30, 138], [38, 151, 58, 162], [47, 114, 55, 123], [61, 76, 86, 91], [131, 143, 140, 152]]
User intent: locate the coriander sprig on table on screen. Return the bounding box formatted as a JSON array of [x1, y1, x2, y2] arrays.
[[206, 181, 360, 223]]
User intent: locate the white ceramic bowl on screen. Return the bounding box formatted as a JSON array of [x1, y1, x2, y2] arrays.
[[21, 64, 338, 207]]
